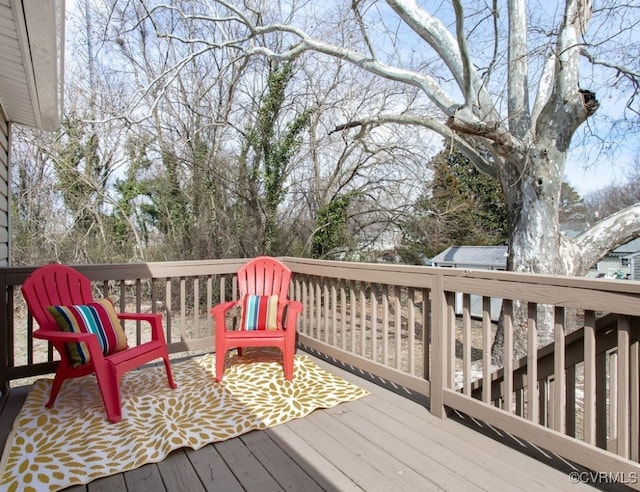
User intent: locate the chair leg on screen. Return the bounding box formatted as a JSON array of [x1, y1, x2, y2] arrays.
[[282, 332, 296, 381], [162, 354, 177, 389], [283, 345, 294, 381], [94, 364, 123, 423], [215, 347, 226, 383], [45, 372, 66, 408]]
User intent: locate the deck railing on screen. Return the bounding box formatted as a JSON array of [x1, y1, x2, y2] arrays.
[[285, 257, 640, 484], [1, 257, 640, 485]]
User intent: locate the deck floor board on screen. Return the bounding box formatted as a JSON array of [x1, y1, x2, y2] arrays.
[[0, 351, 606, 491], [264, 424, 363, 491], [122, 463, 165, 491], [213, 437, 282, 491], [184, 444, 244, 491], [240, 430, 324, 491], [157, 449, 207, 492]]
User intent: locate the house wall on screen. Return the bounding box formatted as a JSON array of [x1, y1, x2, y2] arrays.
[[454, 293, 502, 321], [632, 254, 640, 281], [0, 107, 8, 266], [592, 256, 624, 277]]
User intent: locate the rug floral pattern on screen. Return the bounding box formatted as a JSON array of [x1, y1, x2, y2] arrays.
[[0, 349, 369, 492]]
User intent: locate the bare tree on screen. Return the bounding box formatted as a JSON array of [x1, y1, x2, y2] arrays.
[[99, 0, 433, 260], [282, 55, 435, 258], [12, 0, 141, 265], [10, 128, 64, 265], [98, 0, 251, 260]]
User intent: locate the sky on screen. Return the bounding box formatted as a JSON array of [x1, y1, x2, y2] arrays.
[[564, 155, 628, 196], [564, 128, 636, 196], [564, 166, 610, 196]]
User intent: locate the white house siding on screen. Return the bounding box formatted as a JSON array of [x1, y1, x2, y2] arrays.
[[0, 108, 7, 266], [631, 253, 640, 281], [454, 293, 502, 322], [594, 257, 621, 277]]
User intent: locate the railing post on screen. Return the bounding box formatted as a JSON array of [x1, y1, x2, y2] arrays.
[[631, 317, 640, 462], [422, 288, 430, 381], [617, 315, 630, 458], [595, 350, 607, 449], [431, 273, 447, 418], [526, 302, 538, 421], [0, 270, 9, 396], [583, 310, 596, 445], [553, 306, 566, 433]]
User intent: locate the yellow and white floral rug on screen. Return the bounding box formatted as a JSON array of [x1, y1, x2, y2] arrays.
[[0, 349, 369, 492]]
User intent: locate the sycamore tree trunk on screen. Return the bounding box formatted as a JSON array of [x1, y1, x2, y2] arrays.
[[489, 151, 566, 359], [506, 158, 564, 347], [444, 0, 603, 361]]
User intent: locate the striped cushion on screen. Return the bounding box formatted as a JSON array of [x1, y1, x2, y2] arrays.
[[241, 294, 279, 331], [48, 299, 128, 367]]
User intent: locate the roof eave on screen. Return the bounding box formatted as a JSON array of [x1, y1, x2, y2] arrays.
[[10, 0, 65, 131]]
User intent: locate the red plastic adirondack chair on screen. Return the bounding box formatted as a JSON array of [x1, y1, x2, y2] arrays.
[[211, 257, 303, 382], [21, 264, 176, 423]]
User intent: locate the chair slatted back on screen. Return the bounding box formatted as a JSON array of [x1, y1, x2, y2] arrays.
[[21, 264, 94, 332], [236, 256, 291, 299]]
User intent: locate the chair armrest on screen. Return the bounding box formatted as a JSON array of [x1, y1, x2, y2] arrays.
[[211, 300, 241, 332], [281, 300, 303, 330], [117, 312, 166, 343], [33, 328, 106, 363], [211, 300, 240, 317], [33, 329, 97, 343], [117, 312, 162, 322]]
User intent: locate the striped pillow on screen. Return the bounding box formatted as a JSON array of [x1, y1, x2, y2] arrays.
[[48, 299, 128, 367], [241, 294, 279, 331]]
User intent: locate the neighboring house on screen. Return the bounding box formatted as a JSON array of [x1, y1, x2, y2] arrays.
[[432, 240, 640, 280], [430, 238, 640, 319], [0, 0, 64, 266], [629, 251, 640, 281], [430, 245, 508, 270], [430, 245, 507, 320], [588, 237, 640, 279]]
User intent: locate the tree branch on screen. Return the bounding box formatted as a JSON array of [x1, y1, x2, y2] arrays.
[[506, 0, 530, 137], [248, 34, 461, 116], [385, 0, 496, 122], [535, 0, 596, 139], [567, 203, 640, 274], [452, 0, 476, 109], [330, 113, 498, 178], [351, 0, 376, 58]]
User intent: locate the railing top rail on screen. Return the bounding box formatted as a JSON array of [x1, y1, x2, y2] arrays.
[[2, 257, 639, 314], [5, 256, 639, 295], [282, 256, 640, 293], [0, 258, 249, 284], [281, 257, 640, 315]]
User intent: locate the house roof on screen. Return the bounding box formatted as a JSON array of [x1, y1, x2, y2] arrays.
[[613, 237, 640, 255], [431, 245, 508, 269], [0, 0, 65, 130]]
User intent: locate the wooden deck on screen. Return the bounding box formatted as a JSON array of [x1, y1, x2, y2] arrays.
[[0, 352, 618, 491]]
